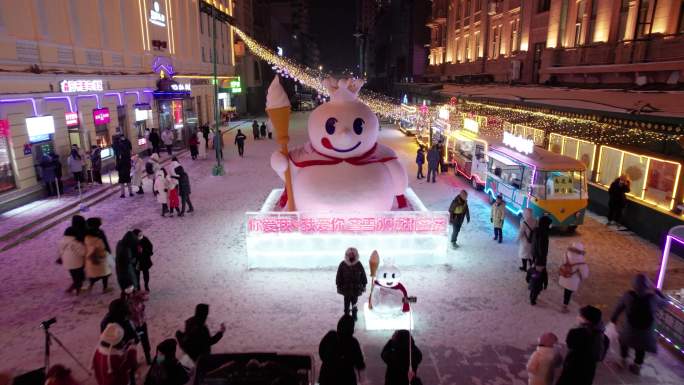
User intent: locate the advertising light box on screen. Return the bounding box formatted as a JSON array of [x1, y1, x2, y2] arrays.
[[26, 116, 56, 142], [65, 112, 79, 127], [135, 109, 149, 122], [93, 108, 110, 125]]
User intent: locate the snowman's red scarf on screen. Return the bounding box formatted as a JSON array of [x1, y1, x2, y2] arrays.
[[373, 280, 410, 312], [276, 142, 408, 208]]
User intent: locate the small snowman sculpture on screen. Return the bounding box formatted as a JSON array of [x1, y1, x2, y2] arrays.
[[368, 252, 411, 318], [271, 77, 408, 212]]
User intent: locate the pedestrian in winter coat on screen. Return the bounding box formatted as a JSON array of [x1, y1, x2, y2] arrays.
[[426, 145, 440, 183], [252, 120, 259, 140], [147, 153, 161, 175], [173, 166, 193, 215], [607, 175, 630, 227], [131, 155, 145, 195], [491, 194, 505, 243], [161, 129, 174, 155], [153, 168, 169, 217], [260, 121, 267, 138], [67, 148, 84, 183], [558, 242, 589, 313], [132, 229, 153, 292], [115, 231, 139, 291], [90, 146, 103, 184], [100, 298, 138, 346], [318, 315, 366, 385], [415, 146, 425, 179], [526, 332, 562, 385], [381, 330, 422, 385], [93, 323, 137, 385], [116, 155, 133, 198], [556, 305, 607, 385], [40, 154, 58, 196], [197, 132, 207, 159], [144, 339, 189, 385], [448, 190, 470, 247], [175, 303, 226, 362], [532, 215, 551, 267], [234, 129, 247, 157], [123, 288, 152, 364], [202, 126, 210, 148], [438, 140, 447, 173], [526, 265, 548, 306], [59, 227, 86, 294], [51, 153, 64, 194], [609, 273, 667, 375], [336, 247, 368, 320], [166, 176, 181, 217], [518, 208, 537, 271], [267, 120, 273, 139], [84, 227, 112, 293], [149, 129, 161, 155], [188, 135, 199, 160], [168, 157, 181, 178]]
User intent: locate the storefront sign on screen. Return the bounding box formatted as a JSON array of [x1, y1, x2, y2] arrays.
[[503, 132, 533, 155], [93, 108, 110, 125], [60, 79, 103, 93], [0, 119, 9, 137], [135, 109, 149, 122], [65, 112, 79, 127], [149, 1, 166, 27], [26, 116, 56, 142], [170, 83, 191, 91]]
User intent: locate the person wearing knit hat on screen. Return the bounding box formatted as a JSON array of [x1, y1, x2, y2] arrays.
[[92, 323, 137, 385], [556, 306, 608, 385], [144, 339, 190, 385], [526, 332, 562, 385], [558, 242, 589, 313]]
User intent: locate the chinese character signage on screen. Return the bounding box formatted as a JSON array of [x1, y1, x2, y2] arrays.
[[65, 112, 79, 127], [60, 79, 104, 93], [93, 108, 110, 125]]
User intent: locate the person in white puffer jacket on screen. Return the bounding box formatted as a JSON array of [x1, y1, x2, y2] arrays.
[[526, 332, 562, 385], [59, 228, 86, 294], [558, 242, 589, 313], [153, 168, 170, 217]]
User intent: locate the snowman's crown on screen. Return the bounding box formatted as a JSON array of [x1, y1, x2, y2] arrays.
[[323, 77, 364, 103]]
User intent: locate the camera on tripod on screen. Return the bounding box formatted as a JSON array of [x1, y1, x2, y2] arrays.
[[40, 318, 57, 329]]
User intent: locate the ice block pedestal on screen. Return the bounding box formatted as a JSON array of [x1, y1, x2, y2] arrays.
[[245, 188, 449, 269], [363, 303, 413, 331]]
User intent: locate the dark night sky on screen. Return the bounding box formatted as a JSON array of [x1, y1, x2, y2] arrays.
[[309, 0, 357, 74]]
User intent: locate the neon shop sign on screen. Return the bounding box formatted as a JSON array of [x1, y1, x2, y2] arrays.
[[503, 132, 533, 155]]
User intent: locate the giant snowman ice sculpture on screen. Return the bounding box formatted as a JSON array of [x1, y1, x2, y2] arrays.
[[271, 77, 408, 212]]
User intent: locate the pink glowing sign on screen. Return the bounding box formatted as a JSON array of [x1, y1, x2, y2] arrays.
[[93, 108, 110, 125], [247, 214, 448, 235], [0, 119, 9, 137]]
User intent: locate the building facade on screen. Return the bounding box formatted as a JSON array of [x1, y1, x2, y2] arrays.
[[426, 0, 684, 86], [0, 0, 237, 211]]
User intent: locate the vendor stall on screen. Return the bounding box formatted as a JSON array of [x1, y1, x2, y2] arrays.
[[656, 225, 684, 355]]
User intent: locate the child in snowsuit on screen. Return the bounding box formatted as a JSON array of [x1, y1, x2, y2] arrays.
[[335, 247, 368, 321], [491, 194, 505, 243], [167, 175, 181, 217], [527, 265, 548, 305], [526, 332, 562, 385]]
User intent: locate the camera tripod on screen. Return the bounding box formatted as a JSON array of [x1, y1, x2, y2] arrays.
[[41, 318, 92, 376]]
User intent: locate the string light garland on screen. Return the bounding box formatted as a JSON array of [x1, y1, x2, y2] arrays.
[[234, 27, 402, 119]]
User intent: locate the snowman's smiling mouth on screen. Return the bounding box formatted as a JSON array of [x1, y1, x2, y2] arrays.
[[321, 137, 361, 153]]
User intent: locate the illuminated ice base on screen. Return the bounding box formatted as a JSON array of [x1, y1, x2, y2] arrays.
[[246, 188, 449, 269], [363, 303, 413, 331]]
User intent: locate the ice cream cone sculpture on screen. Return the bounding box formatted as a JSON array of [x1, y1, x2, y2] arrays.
[[368, 250, 380, 309], [266, 76, 295, 211]]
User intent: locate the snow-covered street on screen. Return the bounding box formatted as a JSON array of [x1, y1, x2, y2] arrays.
[[1, 111, 682, 385]]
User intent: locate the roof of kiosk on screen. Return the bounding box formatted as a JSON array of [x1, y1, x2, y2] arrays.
[[487, 140, 586, 172]]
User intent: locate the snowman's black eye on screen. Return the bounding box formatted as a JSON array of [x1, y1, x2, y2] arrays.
[[383, 273, 387, 278], [392, 273, 396, 279], [353, 118, 364, 135], [325, 117, 337, 135]]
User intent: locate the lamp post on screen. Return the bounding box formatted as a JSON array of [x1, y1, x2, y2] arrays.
[[353, 31, 365, 76]]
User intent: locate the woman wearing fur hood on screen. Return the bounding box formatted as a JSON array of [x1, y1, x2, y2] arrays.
[[335, 247, 368, 320]]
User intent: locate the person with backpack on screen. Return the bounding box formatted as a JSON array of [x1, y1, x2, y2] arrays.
[[558, 242, 589, 313], [609, 273, 667, 375], [335, 247, 368, 321], [318, 315, 366, 385], [491, 194, 505, 243], [415, 146, 425, 179], [448, 190, 470, 247], [517, 208, 537, 271], [234, 129, 247, 157], [556, 305, 608, 385]]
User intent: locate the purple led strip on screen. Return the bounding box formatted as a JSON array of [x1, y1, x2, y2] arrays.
[[0, 98, 38, 116], [103, 92, 123, 106], [44, 96, 74, 112]]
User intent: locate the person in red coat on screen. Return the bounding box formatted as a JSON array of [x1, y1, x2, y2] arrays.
[[93, 323, 137, 385]]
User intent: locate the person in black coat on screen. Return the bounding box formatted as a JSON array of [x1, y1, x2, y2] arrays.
[[132, 229, 153, 292], [415, 146, 425, 179], [252, 120, 259, 140], [556, 305, 607, 385], [448, 190, 470, 247], [607, 175, 630, 227], [426, 145, 440, 183], [149, 129, 161, 155], [318, 315, 366, 385], [144, 339, 189, 385], [259, 121, 267, 138], [532, 215, 551, 267], [173, 166, 193, 216], [51, 153, 64, 194], [336, 247, 368, 320], [40, 154, 57, 196], [175, 303, 225, 362], [117, 155, 133, 198], [115, 231, 139, 291], [381, 330, 422, 385], [234, 129, 247, 157], [90, 146, 102, 184]]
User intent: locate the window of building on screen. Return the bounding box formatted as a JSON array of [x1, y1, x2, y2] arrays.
[[455, 37, 461, 62], [474, 31, 481, 57], [679, 0, 684, 33], [200, 13, 204, 34], [475, 0, 482, 13], [617, 0, 631, 40], [538, 0, 551, 13], [635, 0, 657, 38], [456, 0, 463, 21], [586, 0, 599, 42], [465, 0, 472, 16], [510, 17, 520, 53], [490, 25, 500, 58], [574, 0, 586, 46], [464, 35, 471, 61]]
